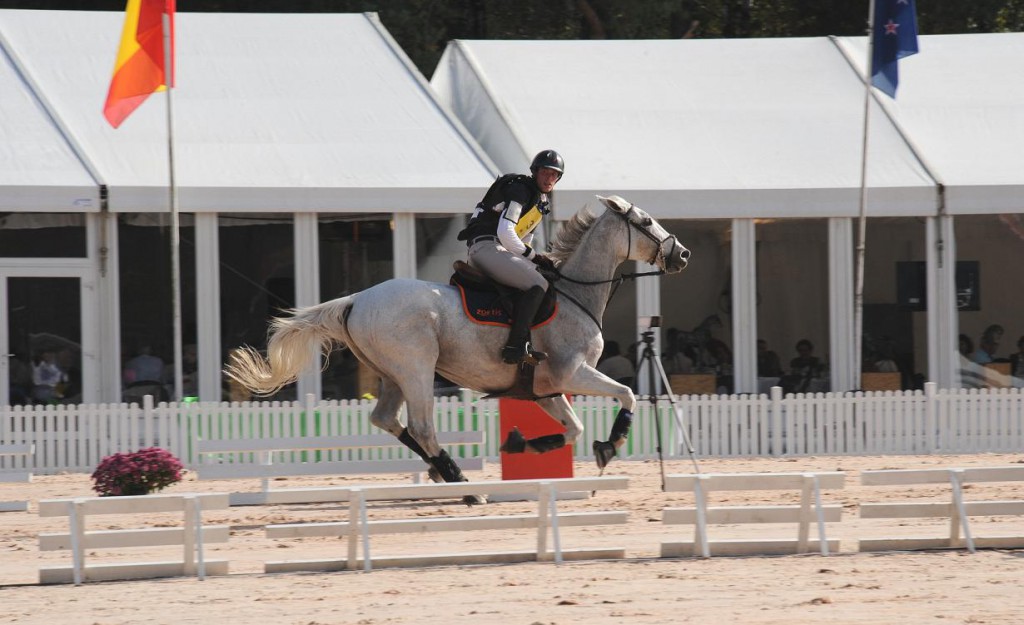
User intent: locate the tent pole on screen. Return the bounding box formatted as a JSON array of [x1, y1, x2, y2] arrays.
[[163, 11, 183, 402], [853, 0, 877, 389]]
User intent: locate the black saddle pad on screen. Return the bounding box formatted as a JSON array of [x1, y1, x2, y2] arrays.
[[450, 270, 557, 328]]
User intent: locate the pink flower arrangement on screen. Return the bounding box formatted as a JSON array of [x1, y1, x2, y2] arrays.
[[91, 447, 184, 496]]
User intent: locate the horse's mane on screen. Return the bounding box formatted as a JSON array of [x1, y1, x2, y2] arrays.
[[548, 207, 597, 262]]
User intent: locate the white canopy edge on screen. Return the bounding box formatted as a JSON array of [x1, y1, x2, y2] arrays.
[[0, 10, 498, 213], [433, 35, 1024, 220]]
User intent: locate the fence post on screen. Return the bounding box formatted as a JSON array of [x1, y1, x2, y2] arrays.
[[346, 488, 360, 571], [925, 382, 938, 453], [178, 400, 192, 466], [948, 469, 975, 553], [694, 475, 710, 558], [304, 393, 317, 462], [536, 481, 550, 561], [142, 394, 155, 448], [770, 386, 783, 456], [70, 500, 85, 586], [183, 496, 196, 576]]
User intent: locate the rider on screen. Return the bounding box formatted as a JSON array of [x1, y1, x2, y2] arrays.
[[458, 149, 564, 365]]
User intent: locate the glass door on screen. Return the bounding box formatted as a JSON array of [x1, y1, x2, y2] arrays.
[[1, 275, 83, 406]]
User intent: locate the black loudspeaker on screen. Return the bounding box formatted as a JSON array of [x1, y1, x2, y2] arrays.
[[896, 262, 926, 311], [895, 261, 980, 312]]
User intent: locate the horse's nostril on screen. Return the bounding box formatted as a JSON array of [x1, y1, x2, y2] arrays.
[[680, 249, 691, 260]]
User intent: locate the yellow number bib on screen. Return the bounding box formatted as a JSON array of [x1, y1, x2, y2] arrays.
[[514, 205, 543, 238]]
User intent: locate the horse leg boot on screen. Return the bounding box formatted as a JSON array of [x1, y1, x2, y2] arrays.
[[500, 426, 566, 454], [501, 285, 548, 366], [399, 428, 444, 483], [429, 449, 486, 506], [592, 408, 633, 470]]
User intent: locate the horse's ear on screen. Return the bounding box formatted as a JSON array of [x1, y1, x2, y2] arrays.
[[597, 195, 631, 214]]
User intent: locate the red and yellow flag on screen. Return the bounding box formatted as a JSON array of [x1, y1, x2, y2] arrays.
[[103, 0, 175, 128]]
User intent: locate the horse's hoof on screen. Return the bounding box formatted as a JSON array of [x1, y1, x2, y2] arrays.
[[592, 440, 616, 470], [500, 426, 527, 454], [463, 493, 487, 506], [427, 467, 443, 483]]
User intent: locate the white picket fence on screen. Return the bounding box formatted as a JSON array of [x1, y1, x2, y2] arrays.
[[2, 383, 1023, 476]]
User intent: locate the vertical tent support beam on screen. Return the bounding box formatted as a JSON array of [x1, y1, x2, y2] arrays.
[[927, 214, 958, 389], [392, 213, 417, 279], [829, 217, 856, 392], [195, 213, 221, 402], [731, 219, 757, 394], [294, 212, 321, 400], [635, 263, 661, 396], [94, 210, 121, 404]]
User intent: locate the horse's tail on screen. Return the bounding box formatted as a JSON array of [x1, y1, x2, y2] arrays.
[[225, 295, 356, 396]]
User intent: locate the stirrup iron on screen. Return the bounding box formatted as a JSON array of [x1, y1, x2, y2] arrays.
[[501, 342, 548, 366]]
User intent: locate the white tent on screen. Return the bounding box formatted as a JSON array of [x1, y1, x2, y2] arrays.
[[0, 10, 497, 213], [431, 37, 937, 220], [431, 34, 1024, 392], [0, 10, 500, 405]]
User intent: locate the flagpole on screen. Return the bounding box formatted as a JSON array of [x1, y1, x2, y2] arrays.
[[162, 10, 183, 401], [853, 0, 877, 390]]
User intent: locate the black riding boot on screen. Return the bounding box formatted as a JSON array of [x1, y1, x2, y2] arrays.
[[501, 285, 548, 365]]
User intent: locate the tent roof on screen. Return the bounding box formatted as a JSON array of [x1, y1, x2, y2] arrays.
[[837, 33, 1024, 215], [0, 28, 100, 212], [0, 10, 497, 213], [433, 35, 1024, 220]]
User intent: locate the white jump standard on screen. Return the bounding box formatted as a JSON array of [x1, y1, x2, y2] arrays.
[[194, 431, 485, 505], [858, 465, 1024, 553], [0, 443, 34, 512], [262, 476, 630, 573], [37, 493, 230, 585], [661, 471, 846, 558]]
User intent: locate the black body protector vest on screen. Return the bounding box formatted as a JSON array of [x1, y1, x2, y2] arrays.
[[457, 174, 549, 244]]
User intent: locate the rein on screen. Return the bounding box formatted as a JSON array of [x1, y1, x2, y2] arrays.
[[546, 204, 675, 331]]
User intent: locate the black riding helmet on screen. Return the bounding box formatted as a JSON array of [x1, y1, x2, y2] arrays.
[[530, 149, 564, 181]]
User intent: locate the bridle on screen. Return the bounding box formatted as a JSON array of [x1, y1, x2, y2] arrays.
[[624, 203, 680, 269], [548, 204, 681, 331]]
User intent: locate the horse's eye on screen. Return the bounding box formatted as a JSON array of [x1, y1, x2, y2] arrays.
[[642, 217, 653, 227]]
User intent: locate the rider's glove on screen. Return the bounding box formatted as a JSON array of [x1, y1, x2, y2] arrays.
[[532, 254, 556, 272]]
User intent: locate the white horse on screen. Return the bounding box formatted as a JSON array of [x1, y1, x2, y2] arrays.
[[227, 196, 690, 502]]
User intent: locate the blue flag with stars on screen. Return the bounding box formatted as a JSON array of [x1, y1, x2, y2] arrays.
[[871, 0, 919, 97]]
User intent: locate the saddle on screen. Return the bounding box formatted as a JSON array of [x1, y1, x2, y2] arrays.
[[449, 261, 561, 401], [449, 261, 557, 328]]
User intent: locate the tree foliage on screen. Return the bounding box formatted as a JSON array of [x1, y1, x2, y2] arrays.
[[6, 0, 1023, 75]]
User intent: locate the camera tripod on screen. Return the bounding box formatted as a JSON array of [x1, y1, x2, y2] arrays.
[[634, 324, 703, 490]]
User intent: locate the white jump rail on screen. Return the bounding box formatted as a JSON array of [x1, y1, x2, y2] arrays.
[[37, 492, 230, 585], [0, 443, 34, 512], [859, 466, 1024, 553], [261, 476, 629, 573], [195, 431, 486, 505], [661, 472, 846, 558]]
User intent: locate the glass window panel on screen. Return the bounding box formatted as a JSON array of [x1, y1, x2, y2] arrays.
[[862, 217, 927, 391], [757, 219, 829, 394], [416, 214, 465, 284], [955, 214, 1024, 389], [319, 215, 393, 400], [659, 219, 729, 392], [7, 277, 80, 405], [221, 214, 294, 401], [118, 214, 196, 402], [0, 213, 86, 257]]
